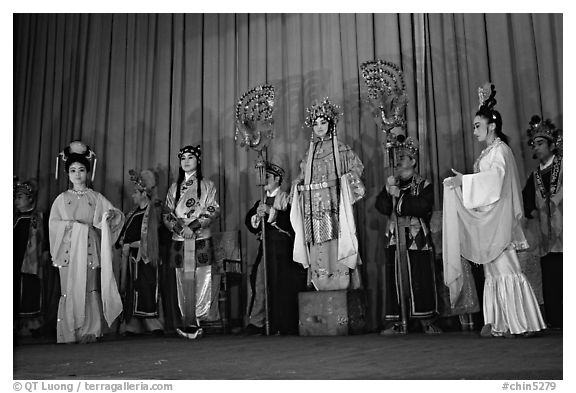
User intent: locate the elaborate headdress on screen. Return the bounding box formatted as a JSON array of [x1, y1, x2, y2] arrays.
[[394, 136, 419, 159], [477, 82, 497, 120], [55, 141, 97, 181], [128, 169, 157, 198], [360, 60, 409, 131], [526, 115, 562, 154], [265, 161, 285, 180], [13, 177, 37, 199], [178, 145, 202, 165], [235, 84, 275, 151], [304, 97, 342, 128]]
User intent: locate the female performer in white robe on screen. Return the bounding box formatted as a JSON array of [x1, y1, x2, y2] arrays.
[[443, 84, 545, 337], [49, 141, 124, 343]]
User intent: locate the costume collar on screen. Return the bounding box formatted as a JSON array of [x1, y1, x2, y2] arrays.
[[184, 171, 197, 182], [539, 155, 555, 171], [266, 186, 281, 198]]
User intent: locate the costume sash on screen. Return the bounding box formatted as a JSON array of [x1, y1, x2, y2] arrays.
[[290, 186, 310, 268], [337, 174, 360, 269], [100, 211, 123, 327]]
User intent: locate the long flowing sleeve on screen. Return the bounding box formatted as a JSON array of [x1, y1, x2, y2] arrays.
[[93, 193, 125, 243], [462, 149, 506, 210], [94, 192, 125, 326], [340, 144, 365, 204], [49, 194, 73, 266], [162, 183, 180, 234], [443, 141, 528, 305]]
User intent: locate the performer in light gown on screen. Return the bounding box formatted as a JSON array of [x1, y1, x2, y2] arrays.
[[443, 83, 546, 337], [49, 141, 125, 344]]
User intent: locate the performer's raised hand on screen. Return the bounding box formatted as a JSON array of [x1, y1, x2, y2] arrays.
[[256, 202, 269, 217], [181, 226, 195, 239], [450, 168, 463, 187], [386, 176, 399, 197]]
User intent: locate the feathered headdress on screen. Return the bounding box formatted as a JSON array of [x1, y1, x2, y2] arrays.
[[304, 97, 343, 128], [55, 141, 97, 181], [360, 60, 409, 131], [235, 84, 275, 151]]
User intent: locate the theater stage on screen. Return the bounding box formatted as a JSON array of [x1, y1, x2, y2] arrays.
[[13, 330, 562, 380]]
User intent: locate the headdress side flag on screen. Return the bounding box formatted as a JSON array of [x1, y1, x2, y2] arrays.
[[55, 141, 98, 182]]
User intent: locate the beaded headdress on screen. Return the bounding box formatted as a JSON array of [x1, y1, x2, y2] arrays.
[[527, 115, 559, 143], [178, 145, 202, 165], [526, 115, 562, 154], [304, 98, 342, 128], [360, 60, 409, 131], [129, 169, 157, 197], [477, 82, 497, 120], [13, 177, 37, 199], [265, 161, 285, 180], [235, 84, 275, 151], [395, 136, 419, 159], [55, 141, 97, 181]]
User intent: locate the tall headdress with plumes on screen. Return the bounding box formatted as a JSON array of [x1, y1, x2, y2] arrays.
[[55, 141, 97, 181], [477, 82, 497, 120], [304, 97, 342, 129], [235, 84, 275, 152], [302, 97, 345, 180], [360, 60, 409, 131], [526, 115, 562, 155]]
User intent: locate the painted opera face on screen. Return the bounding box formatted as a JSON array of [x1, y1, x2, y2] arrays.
[[472, 115, 494, 143], [180, 153, 198, 174], [313, 116, 331, 139], [264, 172, 280, 192], [14, 192, 34, 212], [531, 136, 555, 162], [68, 162, 88, 188], [396, 151, 416, 171], [131, 187, 147, 205]]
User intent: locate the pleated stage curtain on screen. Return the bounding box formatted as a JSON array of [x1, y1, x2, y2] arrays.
[[13, 13, 562, 330]]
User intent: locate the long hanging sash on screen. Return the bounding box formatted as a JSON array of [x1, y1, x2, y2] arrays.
[[100, 211, 123, 326]]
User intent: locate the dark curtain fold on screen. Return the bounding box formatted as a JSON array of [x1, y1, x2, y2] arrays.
[[13, 13, 562, 330]]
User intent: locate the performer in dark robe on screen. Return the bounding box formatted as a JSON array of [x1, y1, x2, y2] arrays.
[[244, 162, 307, 335], [375, 137, 441, 335], [117, 169, 164, 335], [13, 179, 55, 339], [522, 115, 563, 329]]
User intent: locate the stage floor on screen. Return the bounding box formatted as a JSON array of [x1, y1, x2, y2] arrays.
[[13, 331, 562, 380]]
